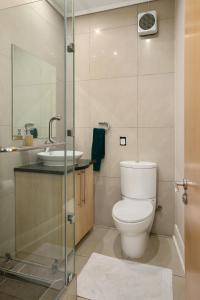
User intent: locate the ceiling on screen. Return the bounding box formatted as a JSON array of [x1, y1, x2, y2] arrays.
[[0, 0, 153, 15], [50, 0, 153, 16]]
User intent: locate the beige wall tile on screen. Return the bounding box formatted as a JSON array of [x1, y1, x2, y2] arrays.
[[75, 81, 91, 128], [138, 0, 175, 20], [152, 181, 175, 235], [90, 25, 138, 79], [138, 73, 174, 127], [75, 1, 175, 234], [90, 6, 137, 31], [94, 128, 138, 178], [94, 176, 121, 227], [75, 127, 92, 159], [75, 15, 91, 35], [0, 0, 35, 10], [138, 128, 174, 181], [75, 33, 90, 80], [138, 19, 174, 75], [0, 55, 11, 126], [90, 77, 138, 128]]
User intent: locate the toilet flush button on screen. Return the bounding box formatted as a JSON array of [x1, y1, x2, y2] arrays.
[[120, 136, 127, 146]]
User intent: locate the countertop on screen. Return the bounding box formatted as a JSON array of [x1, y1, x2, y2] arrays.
[[14, 159, 92, 175]]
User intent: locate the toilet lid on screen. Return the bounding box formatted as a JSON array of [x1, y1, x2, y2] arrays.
[[113, 199, 153, 223]]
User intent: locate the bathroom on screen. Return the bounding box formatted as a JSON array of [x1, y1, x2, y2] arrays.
[[0, 0, 198, 299]]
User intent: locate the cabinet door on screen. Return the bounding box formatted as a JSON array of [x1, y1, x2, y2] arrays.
[[75, 166, 94, 245], [84, 165, 94, 233], [75, 171, 86, 244]]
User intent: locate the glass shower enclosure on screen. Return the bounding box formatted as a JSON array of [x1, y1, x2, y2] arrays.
[[0, 0, 75, 298]]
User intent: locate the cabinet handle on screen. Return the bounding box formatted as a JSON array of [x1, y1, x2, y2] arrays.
[[77, 173, 82, 207], [81, 171, 86, 204]]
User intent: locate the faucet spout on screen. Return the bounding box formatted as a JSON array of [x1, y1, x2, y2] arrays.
[[48, 115, 61, 144]]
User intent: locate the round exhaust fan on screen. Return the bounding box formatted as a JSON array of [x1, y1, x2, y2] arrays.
[[138, 10, 158, 36]]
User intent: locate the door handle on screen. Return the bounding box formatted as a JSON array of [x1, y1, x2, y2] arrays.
[[175, 179, 197, 205], [175, 179, 195, 192]]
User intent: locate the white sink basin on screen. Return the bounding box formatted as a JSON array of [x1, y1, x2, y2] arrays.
[[38, 150, 83, 166]]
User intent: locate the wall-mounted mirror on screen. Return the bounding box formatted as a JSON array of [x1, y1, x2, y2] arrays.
[[12, 45, 57, 140]]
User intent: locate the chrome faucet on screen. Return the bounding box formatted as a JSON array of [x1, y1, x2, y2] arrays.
[[48, 115, 61, 144]]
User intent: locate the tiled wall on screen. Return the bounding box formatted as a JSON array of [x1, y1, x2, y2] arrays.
[[0, 1, 64, 256], [75, 0, 175, 235]]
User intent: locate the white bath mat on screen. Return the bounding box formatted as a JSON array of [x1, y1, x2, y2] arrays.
[[77, 253, 173, 300]]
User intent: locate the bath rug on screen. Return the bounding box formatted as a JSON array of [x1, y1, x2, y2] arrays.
[[77, 252, 173, 300]]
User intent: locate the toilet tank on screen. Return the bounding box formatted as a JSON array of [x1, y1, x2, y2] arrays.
[[120, 161, 157, 200]]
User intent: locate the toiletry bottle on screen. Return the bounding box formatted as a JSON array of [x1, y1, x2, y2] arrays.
[[24, 129, 33, 146], [15, 129, 23, 140]]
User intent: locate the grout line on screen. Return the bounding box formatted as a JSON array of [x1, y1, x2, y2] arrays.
[[82, 72, 175, 82], [84, 18, 175, 34], [173, 274, 185, 279]]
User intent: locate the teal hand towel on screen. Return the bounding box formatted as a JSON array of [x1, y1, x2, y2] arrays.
[[91, 128, 105, 171]]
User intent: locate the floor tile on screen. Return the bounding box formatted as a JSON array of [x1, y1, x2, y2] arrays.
[[76, 226, 184, 277], [39, 287, 60, 300], [133, 235, 185, 277], [0, 259, 19, 271], [0, 278, 47, 300], [19, 263, 64, 285], [76, 227, 109, 257], [0, 275, 6, 285], [60, 278, 76, 300], [173, 275, 185, 300], [75, 256, 89, 275], [95, 228, 122, 258], [0, 292, 21, 300]]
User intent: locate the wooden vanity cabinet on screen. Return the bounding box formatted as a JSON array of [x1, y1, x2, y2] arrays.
[[75, 165, 94, 245], [15, 163, 94, 260]]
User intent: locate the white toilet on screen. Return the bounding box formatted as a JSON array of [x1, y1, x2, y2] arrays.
[[112, 161, 157, 258]]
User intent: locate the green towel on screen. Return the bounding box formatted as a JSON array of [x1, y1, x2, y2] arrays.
[[91, 128, 105, 171]]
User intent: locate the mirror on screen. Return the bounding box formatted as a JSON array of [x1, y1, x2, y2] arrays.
[[12, 45, 57, 140]]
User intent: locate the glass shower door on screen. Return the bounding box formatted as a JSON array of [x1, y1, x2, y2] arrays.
[[0, 0, 75, 299]]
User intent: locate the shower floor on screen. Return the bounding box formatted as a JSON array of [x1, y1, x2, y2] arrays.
[[0, 256, 68, 300], [0, 275, 60, 300]]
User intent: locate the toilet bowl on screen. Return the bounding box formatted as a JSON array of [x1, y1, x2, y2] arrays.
[[112, 161, 157, 258]]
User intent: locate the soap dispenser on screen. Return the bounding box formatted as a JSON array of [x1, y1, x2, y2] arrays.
[[24, 128, 33, 146]]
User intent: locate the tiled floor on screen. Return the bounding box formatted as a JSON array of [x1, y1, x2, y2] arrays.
[[0, 276, 62, 300], [0, 226, 185, 299], [0, 276, 47, 300], [63, 225, 185, 300], [0, 258, 64, 300]]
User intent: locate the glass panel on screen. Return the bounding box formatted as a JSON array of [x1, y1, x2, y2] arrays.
[[0, 0, 75, 299]]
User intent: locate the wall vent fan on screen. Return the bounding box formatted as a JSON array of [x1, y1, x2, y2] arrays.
[[138, 10, 158, 36]]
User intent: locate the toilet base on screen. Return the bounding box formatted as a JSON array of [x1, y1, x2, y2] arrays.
[[121, 232, 149, 259]]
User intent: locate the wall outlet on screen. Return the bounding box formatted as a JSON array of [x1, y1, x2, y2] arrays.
[[120, 136, 127, 146]]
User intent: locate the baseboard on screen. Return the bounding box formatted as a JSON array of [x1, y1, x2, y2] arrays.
[[173, 224, 185, 272]]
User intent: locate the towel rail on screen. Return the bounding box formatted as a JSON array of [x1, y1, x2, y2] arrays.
[[98, 122, 110, 131]]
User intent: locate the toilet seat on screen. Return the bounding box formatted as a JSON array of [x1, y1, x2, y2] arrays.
[[112, 199, 153, 223]]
